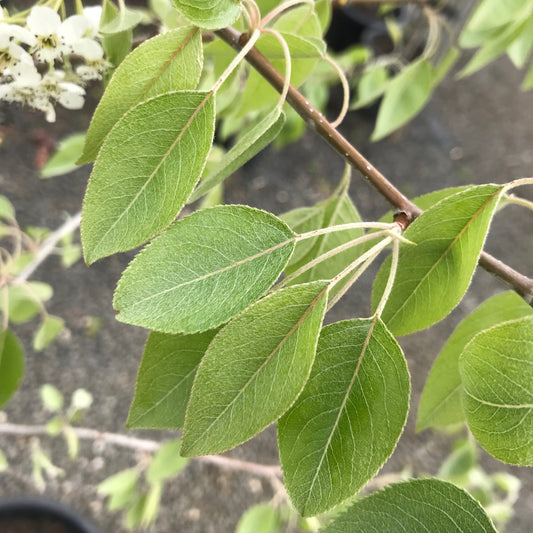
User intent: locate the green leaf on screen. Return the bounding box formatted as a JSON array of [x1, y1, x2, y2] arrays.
[[417, 291, 533, 432], [100, 0, 132, 66], [438, 438, 477, 484], [99, 6, 143, 34], [147, 440, 189, 483], [522, 61, 533, 90], [322, 479, 497, 533], [278, 317, 410, 517], [372, 59, 433, 141], [181, 282, 329, 456], [236, 504, 282, 533], [46, 417, 64, 436], [189, 107, 286, 202], [127, 329, 217, 429], [81, 90, 215, 263], [459, 316, 533, 465], [2, 282, 53, 324], [372, 184, 505, 336], [432, 47, 460, 87], [64, 426, 79, 459], [173, 0, 241, 30], [458, 18, 530, 78], [236, 12, 324, 117], [79, 26, 203, 164], [0, 330, 25, 408], [114, 205, 295, 334], [280, 204, 325, 265], [459, 0, 529, 47], [33, 315, 64, 351], [378, 185, 470, 224], [98, 468, 138, 511], [40, 133, 86, 178], [507, 15, 533, 68], [41, 384, 63, 411], [286, 186, 364, 298], [141, 483, 162, 526], [0, 449, 7, 472], [0, 195, 15, 220], [351, 66, 389, 110]]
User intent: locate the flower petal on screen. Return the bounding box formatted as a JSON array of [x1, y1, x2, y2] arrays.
[[73, 38, 103, 60], [27, 6, 61, 36], [60, 15, 89, 43]]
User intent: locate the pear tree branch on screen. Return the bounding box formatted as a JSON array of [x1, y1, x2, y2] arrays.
[[215, 26, 533, 306]]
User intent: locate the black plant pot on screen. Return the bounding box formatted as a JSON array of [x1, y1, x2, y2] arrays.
[[0, 497, 102, 533]]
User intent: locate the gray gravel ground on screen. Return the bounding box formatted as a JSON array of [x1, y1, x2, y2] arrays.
[[0, 52, 532, 532]]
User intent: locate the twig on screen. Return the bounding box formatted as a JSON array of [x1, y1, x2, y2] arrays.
[[332, 0, 430, 6], [14, 212, 82, 284], [0, 423, 281, 479], [0, 422, 406, 491], [215, 26, 533, 307]]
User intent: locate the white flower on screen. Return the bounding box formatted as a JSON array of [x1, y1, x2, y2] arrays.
[[0, 61, 41, 104], [0, 22, 36, 71], [38, 70, 85, 120], [26, 6, 104, 63], [27, 6, 63, 62]]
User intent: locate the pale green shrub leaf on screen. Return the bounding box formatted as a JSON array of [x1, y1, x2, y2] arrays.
[[236, 504, 282, 533], [82, 90, 215, 263], [147, 440, 189, 483], [127, 329, 217, 429], [372, 184, 505, 336], [33, 315, 64, 351], [280, 204, 325, 264], [41, 133, 86, 178], [98, 468, 138, 511], [372, 59, 433, 141], [278, 318, 409, 517], [79, 26, 203, 163], [40, 384, 63, 412], [100, 0, 132, 66], [114, 205, 296, 334], [190, 107, 286, 202], [507, 16, 533, 68], [181, 282, 329, 456], [2, 282, 53, 324], [322, 479, 497, 532], [0, 195, 15, 220], [99, 7, 143, 34], [417, 291, 532, 432], [0, 329, 25, 408], [286, 186, 363, 298], [351, 65, 389, 110], [459, 316, 533, 465], [173, 0, 241, 30]]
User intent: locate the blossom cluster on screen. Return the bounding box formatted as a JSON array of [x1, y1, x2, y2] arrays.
[[0, 5, 110, 122]]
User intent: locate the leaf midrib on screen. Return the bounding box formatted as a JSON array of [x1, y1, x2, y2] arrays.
[[185, 284, 328, 452], [91, 91, 213, 258], [303, 316, 378, 513], [117, 237, 295, 311], [386, 187, 503, 326]]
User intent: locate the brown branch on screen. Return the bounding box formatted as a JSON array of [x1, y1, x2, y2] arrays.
[[215, 26, 533, 307], [332, 0, 429, 5]]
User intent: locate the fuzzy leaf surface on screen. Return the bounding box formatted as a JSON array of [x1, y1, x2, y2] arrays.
[[372, 184, 505, 336], [459, 316, 533, 465], [322, 478, 497, 532], [114, 205, 295, 334], [181, 282, 329, 456], [80, 26, 202, 163], [82, 90, 215, 263], [278, 318, 409, 516], [286, 187, 363, 298], [127, 329, 217, 429], [0, 330, 25, 408], [417, 291, 533, 431], [189, 107, 285, 202], [173, 0, 241, 30]]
